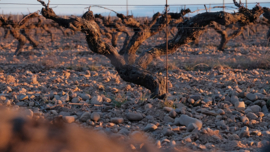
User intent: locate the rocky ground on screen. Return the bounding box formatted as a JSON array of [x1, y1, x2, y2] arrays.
[[0, 26, 270, 152]]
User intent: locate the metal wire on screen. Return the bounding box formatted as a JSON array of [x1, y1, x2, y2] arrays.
[[0, 2, 270, 6]]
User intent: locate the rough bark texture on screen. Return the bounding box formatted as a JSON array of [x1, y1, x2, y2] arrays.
[[36, 0, 264, 98], [263, 7, 270, 46], [136, 4, 263, 68], [0, 12, 40, 55], [210, 22, 244, 51], [38, 5, 167, 98]]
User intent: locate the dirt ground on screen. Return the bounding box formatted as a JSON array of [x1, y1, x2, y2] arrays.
[[0, 23, 270, 152]]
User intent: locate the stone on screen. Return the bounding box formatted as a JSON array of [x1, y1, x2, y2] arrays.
[[240, 116, 249, 125], [60, 94, 69, 102], [111, 118, 124, 124], [91, 112, 100, 122], [5, 100, 12, 106], [239, 126, 250, 138], [126, 112, 143, 121], [71, 97, 81, 103], [144, 104, 153, 110], [29, 101, 34, 107], [217, 120, 229, 130], [164, 115, 174, 123], [187, 123, 198, 132], [0, 96, 7, 101], [118, 128, 129, 135], [249, 105, 261, 113], [246, 112, 258, 120], [163, 107, 173, 112], [19, 94, 28, 101], [231, 95, 239, 105], [79, 93, 91, 101], [31, 75, 38, 84], [63, 116, 76, 123], [217, 109, 225, 115], [262, 105, 269, 114], [190, 94, 202, 101], [79, 112, 91, 122], [143, 124, 158, 131], [24, 109, 33, 119], [91, 95, 103, 105], [169, 110, 177, 118], [6, 75, 15, 83], [235, 101, 245, 111], [175, 114, 202, 130], [246, 93, 258, 101]]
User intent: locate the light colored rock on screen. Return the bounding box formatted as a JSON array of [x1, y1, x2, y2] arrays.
[[239, 126, 250, 138], [5, 100, 12, 106], [143, 123, 158, 131], [31, 75, 38, 84], [126, 112, 144, 121], [91, 95, 103, 105], [240, 116, 249, 125], [6, 75, 15, 83], [91, 112, 100, 122], [60, 94, 69, 102], [0, 96, 7, 101], [235, 101, 245, 111], [24, 109, 33, 119], [175, 114, 202, 130], [19, 94, 28, 101], [63, 116, 76, 123], [79, 112, 91, 122], [111, 118, 124, 124]]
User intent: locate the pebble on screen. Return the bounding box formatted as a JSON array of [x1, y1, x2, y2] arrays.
[[144, 104, 153, 110], [19, 94, 28, 101], [240, 116, 250, 125], [79, 112, 91, 122], [63, 116, 76, 123], [111, 118, 124, 124], [235, 101, 245, 111], [246, 112, 258, 120], [91, 95, 103, 105], [6, 75, 15, 83], [217, 109, 225, 115], [239, 126, 250, 138], [231, 95, 239, 104], [175, 114, 202, 130], [126, 112, 144, 121], [249, 105, 261, 113], [163, 107, 173, 112], [91, 112, 100, 122], [143, 123, 158, 131], [246, 93, 258, 101], [169, 110, 177, 118]]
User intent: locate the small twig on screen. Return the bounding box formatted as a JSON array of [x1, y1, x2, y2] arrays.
[[37, 0, 47, 8], [204, 5, 208, 12], [92, 5, 118, 14], [47, 0, 50, 9]]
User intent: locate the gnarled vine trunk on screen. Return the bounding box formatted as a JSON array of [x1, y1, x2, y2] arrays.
[[36, 0, 264, 98]]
